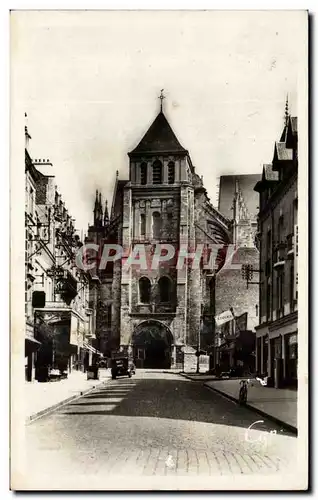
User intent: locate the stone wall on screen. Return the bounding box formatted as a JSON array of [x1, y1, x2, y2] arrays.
[[215, 247, 259, 332]]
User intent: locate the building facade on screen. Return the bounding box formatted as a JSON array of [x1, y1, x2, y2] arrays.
[[87, 104, 260, 370], [213, 176, 260, 373], [254, 110, 298, 388], [25, 125, 97, 382]]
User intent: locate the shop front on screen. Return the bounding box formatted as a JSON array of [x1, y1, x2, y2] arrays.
[[268, 312, 298, 388], [285, 333, 298, 388], [25, 321, 41, 381]]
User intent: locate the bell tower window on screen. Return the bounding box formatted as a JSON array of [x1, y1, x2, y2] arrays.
[[140, 162, 147, 185], [168, 161, 175, 184], [152, 212, 162, 239], [139, 277, 151, 304], [140, 213, 146, 237], [158, 276, 171, 303], [152, 160, 162, 184]]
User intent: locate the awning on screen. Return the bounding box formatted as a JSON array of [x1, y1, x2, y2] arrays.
[[83, 341, 102, 356], [25, 333, 41, 345]]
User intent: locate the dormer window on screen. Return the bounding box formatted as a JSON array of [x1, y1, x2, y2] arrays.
[[168, 161, 175, 184], [152, 160, 162, 184], [140, 163, 147, 185]]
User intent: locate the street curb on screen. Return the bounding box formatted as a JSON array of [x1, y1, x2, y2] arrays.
[[26, 378, 110, 425], [179, 372, 215, 381], [203, 382, 298, 436]]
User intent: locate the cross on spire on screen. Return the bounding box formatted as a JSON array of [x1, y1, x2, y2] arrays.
[[158, 89, 165, 112]]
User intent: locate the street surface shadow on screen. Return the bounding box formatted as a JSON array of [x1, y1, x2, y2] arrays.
[[61, 376, 295, 436]]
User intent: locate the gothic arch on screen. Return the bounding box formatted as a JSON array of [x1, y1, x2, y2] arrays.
[[138, 276, 151, 303], [158, 275, 173, 303], [132, 320, 173, 369]]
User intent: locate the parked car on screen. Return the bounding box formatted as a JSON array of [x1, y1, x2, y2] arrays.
[[111, 357, 135, 379], [98, 358, 108, 369]]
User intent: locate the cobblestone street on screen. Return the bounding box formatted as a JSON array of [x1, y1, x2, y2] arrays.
[[23, 371, 300, 488]]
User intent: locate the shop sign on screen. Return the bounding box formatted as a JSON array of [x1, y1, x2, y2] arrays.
[[70, 314, 79, 346], [288, 334, 298, 346], [215, 310, 234, 327]]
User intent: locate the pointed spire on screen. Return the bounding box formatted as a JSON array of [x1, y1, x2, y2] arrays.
[[93, 190, 99, 225], [285, 94, 289, 126], [98, 192, 103, 225], [104, 200, 109, 226], [94, 190, 99, 210], [25, 112, 31, 150]]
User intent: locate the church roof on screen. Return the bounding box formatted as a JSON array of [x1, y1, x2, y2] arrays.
[[129, 111, 188, 156]]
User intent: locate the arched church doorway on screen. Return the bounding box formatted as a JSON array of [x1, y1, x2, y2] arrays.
[[132, 321, 173, 369]]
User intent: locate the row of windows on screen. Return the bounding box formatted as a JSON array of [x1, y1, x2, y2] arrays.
[[139, 276, 173, 304], [265, 264, 297, 321], [139, 212, 173, 239], [265, 199, 298, 256], [140, 160, 175, 185]]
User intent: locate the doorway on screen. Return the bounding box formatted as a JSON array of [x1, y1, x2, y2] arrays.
[[132, 321, 173, 369]]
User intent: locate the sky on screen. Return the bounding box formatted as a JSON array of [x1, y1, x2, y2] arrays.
[[12, 10, 306, 232]]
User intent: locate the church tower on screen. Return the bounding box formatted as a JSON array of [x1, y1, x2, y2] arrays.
[[119, 92, 199, 368]]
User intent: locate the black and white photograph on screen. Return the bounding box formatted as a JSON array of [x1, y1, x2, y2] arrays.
[[10, 9, 308, 490]]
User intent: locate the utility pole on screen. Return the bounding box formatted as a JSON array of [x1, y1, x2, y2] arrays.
[[196, 323, 201, 374]]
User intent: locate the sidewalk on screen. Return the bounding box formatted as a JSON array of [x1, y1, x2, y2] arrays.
[[204, 378, 297, 433], [180, 372, 218, 382], [25, 369, 111, 422]]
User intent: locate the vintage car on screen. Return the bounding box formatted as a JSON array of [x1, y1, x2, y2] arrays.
[[111, 357, 135, 379]]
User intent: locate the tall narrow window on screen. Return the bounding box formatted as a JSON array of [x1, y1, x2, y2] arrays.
[[292, 198, 298, 228], [107, 305, 112, 328], [140, 213, 146, 237], [266, 229, 271, 258], [139, 277, 151, 303], [152, 160, 162, 184], [29, 187, 34, 216], [140, 163, 147, 185], [158, 276, 171, 303], [290, 264, 294, 312], [266, 279, 271, 321], [277, 270, 284, 316], [168, 161, 175, 184], [277, 215, 284, 243], [152, 212, 162, 239]]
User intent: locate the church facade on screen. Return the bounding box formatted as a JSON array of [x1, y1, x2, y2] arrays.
[[85, 103, 257, 369]]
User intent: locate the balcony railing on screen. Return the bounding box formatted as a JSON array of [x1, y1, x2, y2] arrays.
[[273, 243, 286, 268], [286, 233, 294, 257], [39, 300, 70, 309]]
